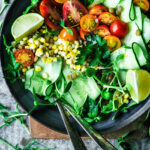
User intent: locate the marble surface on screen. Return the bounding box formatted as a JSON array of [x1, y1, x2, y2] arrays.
[[0, 0, 150, 150]]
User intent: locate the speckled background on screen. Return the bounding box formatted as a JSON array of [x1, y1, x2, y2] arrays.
[[1, 0, 150, 150]]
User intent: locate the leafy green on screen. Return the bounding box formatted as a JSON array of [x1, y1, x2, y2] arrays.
[[24, 0, 39, 14], [76, 35, 110, 66], [34, 27, 60, 40], [0, 0, 11, 15], [60, 19, 73, 35], [3, 35, 20, 83], [0, 21, 3, 30], [79, 0, 94, 6], [117, 132, 133, 150]]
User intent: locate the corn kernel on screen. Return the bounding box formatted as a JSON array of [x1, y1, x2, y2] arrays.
[[40, 37, 46, 43], [53, 36, 58, 41], [30, 44, 36, 49], [42, 57, 47, 63], [53, 57, 57, 62], [35, 66, 42, 72], [34, 40, 40, 46], [52, 45, 57, 50], [36, 48, 43, 57], [22, 68, 27, 73]]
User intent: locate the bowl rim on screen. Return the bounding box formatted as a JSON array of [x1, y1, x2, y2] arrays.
[[1, 0, 150, 136]]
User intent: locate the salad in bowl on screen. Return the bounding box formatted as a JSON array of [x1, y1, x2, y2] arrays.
[[2, 0, 150, 125]]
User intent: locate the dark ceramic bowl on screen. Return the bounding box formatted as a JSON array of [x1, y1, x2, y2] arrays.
[[0, 0, 150, 136]]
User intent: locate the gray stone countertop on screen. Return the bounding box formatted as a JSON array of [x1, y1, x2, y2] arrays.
[[0, 0, 150, 150]]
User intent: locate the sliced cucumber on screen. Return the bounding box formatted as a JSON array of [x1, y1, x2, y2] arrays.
[[129, 2, 135, 21], [29, 71, 51, 96], [119, 0, 134, 22], [132, 42, 147, 66], [35, 59, 62, 83], [25, 68, 34, 89], [134, 6, 142, 30], [123, 21, 148, 58], [88, 0, 104, 8], [103, 0, 120, 8], [111, 46, 140, 69], [142, 14, 150, 44], [62, 65, 100, 108]]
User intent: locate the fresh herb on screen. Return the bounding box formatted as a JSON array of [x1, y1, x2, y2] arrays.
[[3, 35, 20, 83], [24, 0, 39, 14], [34, 29, 60, 40], [79, 0, 94, 7], [76, 35, 111, 66], [117, 132, 133, 150], [0, 0, 11, 15], [60, 19, 73, 35]]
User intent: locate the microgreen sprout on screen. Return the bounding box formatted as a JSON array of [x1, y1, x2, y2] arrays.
[[60, 19, 73, 35]]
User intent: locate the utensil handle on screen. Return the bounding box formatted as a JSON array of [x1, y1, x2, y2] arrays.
[[57, 101, 87, 150], [65, 106, 117, 150]]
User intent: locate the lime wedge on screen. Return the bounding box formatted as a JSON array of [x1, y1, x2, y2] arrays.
[[126, 69, 150, 103], [11, 13, 44, 41]]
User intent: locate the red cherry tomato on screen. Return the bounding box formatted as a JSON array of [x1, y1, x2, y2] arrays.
[[104, 35, 121, 51], [98, 12, 117, 25], [89, 5, 108, 16], [94, 25, 110, 38], [15, 49, 34, 67], [60, 28, 78, 41], [80, 29, 89, 40], [63, 0, 88, 26], [40, 0, 62, 29], [110, 20, 129, 38], [80, 15, 99, 32]]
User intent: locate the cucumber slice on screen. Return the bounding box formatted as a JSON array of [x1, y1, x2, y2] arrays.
[[119, 0, 134, 22], [35, 59, 62, 83], [29, 71, 51, 96], [123, 21, 148, 58], [134, 6, 142, 30], [25, 69, 34, 89], [129, 3, 135, 21], [132, 42, 147, 66], [142, 14, 150, 44], [111, 46, 140, 69], [88, 0, 104, 8], [63, 65, 100, 108], [103, 0, 120, 8]]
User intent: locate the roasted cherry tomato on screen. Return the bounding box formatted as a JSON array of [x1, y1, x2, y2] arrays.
[[63, 0, 88, 26], [94, 25, 110, 38], [80, 15, 99, 32], [80, 29, 89, 40], [99, 12, 117, 25], [55, 0, 66, 3], [110, 20, 129, 38], [40, 0, 62, 29], [104, 35, 121, 51], [133, 0, 149, 11], [15, 49, 34, 67], [89, 5, 108, 16], [60, 28, 78, 41]]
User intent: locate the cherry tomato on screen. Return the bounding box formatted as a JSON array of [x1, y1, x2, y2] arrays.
[[104, 35, 121, 51], [60, 28, 78, 41], [80, 15, 99, 32], [15, 49, 34, 67], [110, 20, 129, 38], [94, 25, 110, 38], [98, 12, 117, 25], [89, 5, 108, 16], [63, 0, 88, 26], [133, 0, 149, 11], [55, 0, 66, 3], [80, 29, 89, 40], [40, 0, 62, 29]]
